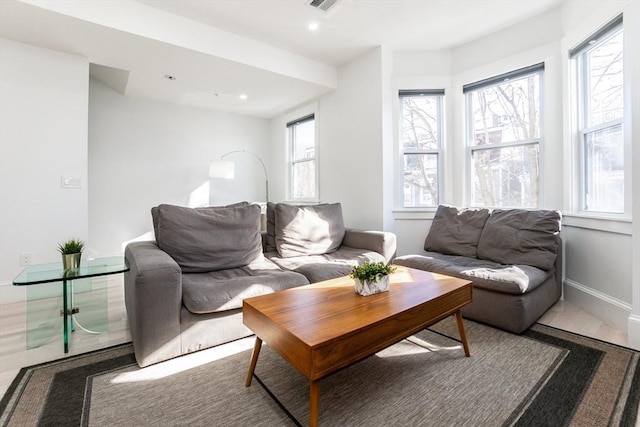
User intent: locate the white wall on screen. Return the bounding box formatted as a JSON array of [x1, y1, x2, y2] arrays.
[[629, 0, 640, 350], [318, 47, 387, 229], [270, 47, 389, 230], [0, 38, 89, 303], [88, 78, 270, 256], [451, 7, 563, 73]]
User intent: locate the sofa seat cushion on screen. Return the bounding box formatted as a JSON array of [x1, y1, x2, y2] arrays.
[[394, 252, 552, 295], [181, 258, 309, 314], [266, 246, 385, 283]]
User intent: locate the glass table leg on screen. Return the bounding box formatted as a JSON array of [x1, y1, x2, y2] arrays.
[[25, 282, 60, 350], [63, 279, 69, 353], [70, 280, 75, 333]]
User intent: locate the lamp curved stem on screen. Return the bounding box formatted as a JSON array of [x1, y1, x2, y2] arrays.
[[220, 150, 269, 202]]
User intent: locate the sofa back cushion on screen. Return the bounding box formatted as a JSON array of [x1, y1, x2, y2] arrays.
[[476, 209, 561, 270], [265, 202, 277, 252], [275, 203, 345, 258], [152, 201, 249, 243], [424, 205, 490, 258], [153, 203, 263, 273]]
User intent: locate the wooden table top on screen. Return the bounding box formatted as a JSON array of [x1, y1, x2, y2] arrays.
[[243, 265, 472, 348]]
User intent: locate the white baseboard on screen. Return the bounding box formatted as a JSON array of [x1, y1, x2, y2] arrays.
[[628, 315, 640, 350], [563, 279, 632, 332]]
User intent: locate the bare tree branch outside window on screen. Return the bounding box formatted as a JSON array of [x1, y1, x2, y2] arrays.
[[580, 29, 624, 213], [400, 94, 442, 207], [468, 72, 541, 208]]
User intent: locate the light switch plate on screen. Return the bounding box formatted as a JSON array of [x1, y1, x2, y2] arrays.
[[61, 176, 81, 189]]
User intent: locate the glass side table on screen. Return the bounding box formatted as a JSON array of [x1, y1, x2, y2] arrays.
[[13, 256, 129, 353]]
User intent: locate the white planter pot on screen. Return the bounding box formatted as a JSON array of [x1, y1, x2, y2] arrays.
[[354, 275, 390, 296]]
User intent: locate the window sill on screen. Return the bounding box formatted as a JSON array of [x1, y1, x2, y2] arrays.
[[392, 208, 437, 220], [562, 213, 631, 235], [282, 199, 320, 205]]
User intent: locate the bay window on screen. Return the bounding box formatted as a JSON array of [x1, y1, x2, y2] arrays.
[[570, 16, 624, 214], [464, 63, 544, 208], [399, 90, 444, 208]]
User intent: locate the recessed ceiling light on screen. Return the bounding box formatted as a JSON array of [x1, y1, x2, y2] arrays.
[[164, 74, 176, 80], [239, 94, 248, 100], [308, 22, 319, 31]]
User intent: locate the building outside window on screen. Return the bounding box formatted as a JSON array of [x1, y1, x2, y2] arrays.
[[464, 64, 544, 208], [399, 90, 444, 208], [287, 114, 316, 200], [571, 16, 624, 214]]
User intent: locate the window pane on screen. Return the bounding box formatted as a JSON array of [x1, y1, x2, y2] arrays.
[[401, 96, 439, 150], [471, 144, 539, 208], [292, 120, 315, 161], [292, 160, 315, 199], [403, 154, 438, 207], [470, 73, 540, 146], [587, 30, 623, 127], [584, 125, 623, 213]]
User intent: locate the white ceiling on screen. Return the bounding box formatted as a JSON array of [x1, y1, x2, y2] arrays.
[[0, 0, 564, 118]]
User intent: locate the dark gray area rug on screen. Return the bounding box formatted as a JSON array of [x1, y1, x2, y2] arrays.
[[1, 318, 638, 426]]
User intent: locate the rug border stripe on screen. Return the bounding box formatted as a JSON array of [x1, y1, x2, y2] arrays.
[[2, 325, 638, 426], [0, 342, 133, 424], [620, 354, 640, 425]]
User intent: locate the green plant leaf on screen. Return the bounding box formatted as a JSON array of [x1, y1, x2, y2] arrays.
[[57, 238, 84, 254], [350, 261, 396, 282]]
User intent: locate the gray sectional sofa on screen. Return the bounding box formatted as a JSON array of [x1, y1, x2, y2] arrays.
[[124, 202, 396, 367], [394, 205, 562, 333]]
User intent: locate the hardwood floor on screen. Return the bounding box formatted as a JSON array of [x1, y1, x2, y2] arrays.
[[0, 276, 633, 406]]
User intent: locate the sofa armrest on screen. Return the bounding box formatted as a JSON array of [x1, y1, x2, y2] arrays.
[[342, 229, 397, 263], [124, 241, 183, 367]]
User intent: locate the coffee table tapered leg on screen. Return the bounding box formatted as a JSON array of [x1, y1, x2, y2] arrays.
[[245, 337, 263, 387], [309, 380, 320, 427], [455, 311, 470, 357]]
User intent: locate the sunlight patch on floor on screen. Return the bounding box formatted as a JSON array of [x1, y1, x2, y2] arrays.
[[377, 335, 462, 357], [110, 337, 255, 384]]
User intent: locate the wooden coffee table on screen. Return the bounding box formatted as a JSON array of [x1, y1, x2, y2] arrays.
[[243, 266, 472, 426]]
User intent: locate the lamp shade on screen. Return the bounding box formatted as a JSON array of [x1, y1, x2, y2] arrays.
[[209, 160, 235, 179]]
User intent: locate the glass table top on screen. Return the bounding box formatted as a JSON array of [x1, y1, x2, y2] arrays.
[[13, 256, 129, 286]]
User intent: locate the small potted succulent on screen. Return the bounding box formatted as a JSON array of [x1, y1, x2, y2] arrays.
[[350, 261, 397, 296], [57, 238, 84, 271]]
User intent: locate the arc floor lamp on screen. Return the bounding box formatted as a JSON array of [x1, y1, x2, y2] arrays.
[[208, 150, 269, 202]]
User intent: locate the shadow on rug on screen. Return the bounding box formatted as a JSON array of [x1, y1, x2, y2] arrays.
[[1, 318, 638, 426]]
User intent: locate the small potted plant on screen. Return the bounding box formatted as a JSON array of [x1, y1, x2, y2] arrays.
[[57, 238, 84, 271], [350, 261, 397, 296]]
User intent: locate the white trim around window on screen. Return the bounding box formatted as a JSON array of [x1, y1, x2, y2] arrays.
[[397, 89, 445, 209], [284, 104, 319, 203], [570, 15, 626, 216], [463, 63, 545, 209]]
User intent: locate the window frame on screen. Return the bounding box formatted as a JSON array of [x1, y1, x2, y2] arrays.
[[286, 113, 318, 202], [570, 16, 624, 215], [463, 63, 545, 209], [398, 89, 445, 208]]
